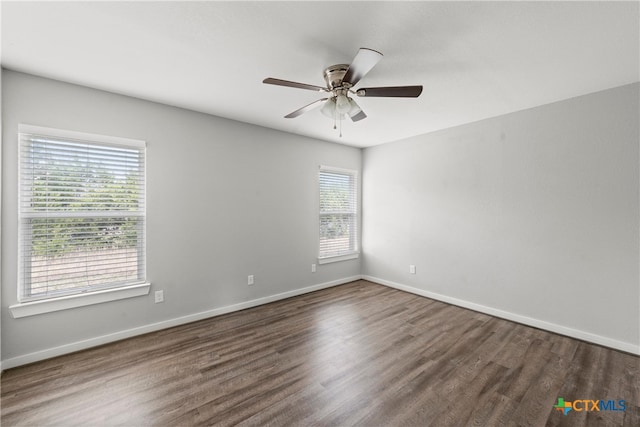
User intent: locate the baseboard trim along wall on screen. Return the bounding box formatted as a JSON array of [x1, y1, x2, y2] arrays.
[[1, 276, 361, 370], [363, 275, 640, 356], [3, 274, 638, 369]]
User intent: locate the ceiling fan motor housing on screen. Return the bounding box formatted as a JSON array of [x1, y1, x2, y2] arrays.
[[323, 64, 350, 89]]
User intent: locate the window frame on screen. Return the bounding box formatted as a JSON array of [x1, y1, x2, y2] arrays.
[[318, 165, 359, 264], [11, 124, 150, 317]]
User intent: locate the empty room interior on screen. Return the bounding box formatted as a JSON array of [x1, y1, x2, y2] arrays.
[[1, 1, 639, 426]]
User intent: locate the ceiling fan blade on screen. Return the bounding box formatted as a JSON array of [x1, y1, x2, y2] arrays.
[[263, 77, 328, 92], [284, 98, 329, 118], [350, 110, 367, 122], [342, 48, 383, 86], [348, 98, 367, 122], [356, 85, 423, 98]]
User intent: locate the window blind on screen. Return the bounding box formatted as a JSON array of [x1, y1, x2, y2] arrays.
[[319, 166, 358, 259], [19, 126, 146, 302]]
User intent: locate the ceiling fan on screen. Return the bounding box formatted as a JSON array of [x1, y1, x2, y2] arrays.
[[263, 47, 423, 136]]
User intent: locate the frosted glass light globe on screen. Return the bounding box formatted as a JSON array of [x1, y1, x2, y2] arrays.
[[335, 95, 351, 115]]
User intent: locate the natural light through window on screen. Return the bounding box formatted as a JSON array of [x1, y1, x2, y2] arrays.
[[318, 166, 358, 263], [18, 125, 146, 302]]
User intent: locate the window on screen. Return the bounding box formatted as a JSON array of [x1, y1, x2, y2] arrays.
[[18, 125, 146, 303], [318, 166, 358, 263]]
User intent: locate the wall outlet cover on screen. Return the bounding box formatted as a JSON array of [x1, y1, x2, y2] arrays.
[[154, 290, 164, 303]]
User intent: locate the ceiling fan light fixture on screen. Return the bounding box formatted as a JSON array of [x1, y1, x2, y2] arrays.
[[320, 97, 336, 118], [335, 94, 351, 115]]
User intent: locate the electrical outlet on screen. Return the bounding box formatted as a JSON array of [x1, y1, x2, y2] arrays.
[[248, 275, 254, 285], [409, 265, 416, 274], [311, 263, 316, 273], [154, 290, 164, 303]]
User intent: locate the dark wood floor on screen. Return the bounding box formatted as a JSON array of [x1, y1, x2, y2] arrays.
[[1, 280, 638, 426]]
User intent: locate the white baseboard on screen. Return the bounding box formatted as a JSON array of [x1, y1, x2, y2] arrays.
[[4, 274, 636, 370], [362, 275, 640, 356], [1, 276, 361, 370]]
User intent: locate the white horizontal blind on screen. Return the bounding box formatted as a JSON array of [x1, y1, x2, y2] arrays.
[[19, 126, 146, 302], [319, 166, 358, 259]]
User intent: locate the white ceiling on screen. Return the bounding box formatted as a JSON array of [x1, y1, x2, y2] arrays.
[[1, 1, 638, 148]]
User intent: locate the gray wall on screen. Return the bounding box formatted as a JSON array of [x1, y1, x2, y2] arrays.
[[362, 83, 640, 351], [1, 70, 361, 362], [2, 70, 638, 365]]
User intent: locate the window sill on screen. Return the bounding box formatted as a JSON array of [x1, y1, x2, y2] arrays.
[[9, 283, 151, 318], [318, 252, 360, 265]]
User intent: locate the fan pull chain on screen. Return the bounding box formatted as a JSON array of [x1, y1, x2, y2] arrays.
[[339, 115, 342, 138]]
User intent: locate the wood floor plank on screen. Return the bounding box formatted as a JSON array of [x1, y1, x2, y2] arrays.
[[1, 280, 638, 426]]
